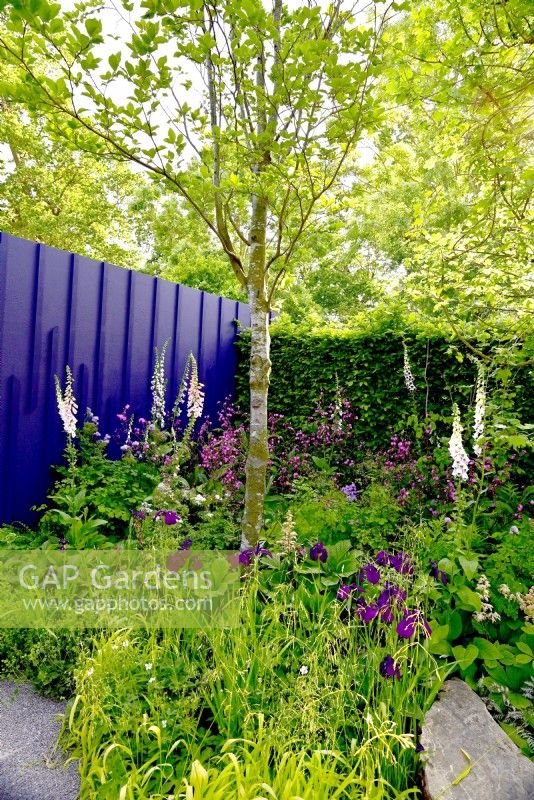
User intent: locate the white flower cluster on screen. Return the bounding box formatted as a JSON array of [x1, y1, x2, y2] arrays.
[[448, 403, 470, 481], [187, 355, 204, 422], [473, 361, 486, 456], [172, 353, 204, 427], [278, 509, 298, 554], [54, 366, 78, 438], [473, 574, 501, 623], [150, 341, 168, 429], [403, 343, 416, 393], [500, 583, 534, 623]]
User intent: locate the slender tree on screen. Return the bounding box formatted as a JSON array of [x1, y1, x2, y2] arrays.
[[0, 0, 394, 545]]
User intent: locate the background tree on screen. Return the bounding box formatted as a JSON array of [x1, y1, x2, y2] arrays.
[[0, 0, 394, 545], [345, 0, 533, 341], [131, 184, 246, 299], [0, 83, 143, 266]]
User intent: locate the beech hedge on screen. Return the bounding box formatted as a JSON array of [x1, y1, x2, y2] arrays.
[[235, 329, 532, 449]]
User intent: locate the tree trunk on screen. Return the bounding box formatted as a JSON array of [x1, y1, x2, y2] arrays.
[[241, 193, 271, 548]]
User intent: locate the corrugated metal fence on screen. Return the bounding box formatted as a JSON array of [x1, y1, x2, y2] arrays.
[[0, 232, 250, 524]]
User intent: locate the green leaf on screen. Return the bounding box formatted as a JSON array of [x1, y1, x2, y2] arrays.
[[458, 555, 478, 580], [452, 644, 479, 670], [508, 692, 532, 710], [473, 638, 500, 662], [85, 18, 102, 37], [455, 586, 482, 612]]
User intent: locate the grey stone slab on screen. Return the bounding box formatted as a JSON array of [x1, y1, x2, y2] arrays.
[[421, 678, 534, 800], [0, 681, 79, 800]]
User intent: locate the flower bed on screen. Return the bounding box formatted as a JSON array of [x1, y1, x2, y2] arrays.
[[0, 347, 532, 797]]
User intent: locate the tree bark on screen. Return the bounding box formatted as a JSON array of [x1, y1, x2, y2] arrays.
[[241, 191, 271, 548]]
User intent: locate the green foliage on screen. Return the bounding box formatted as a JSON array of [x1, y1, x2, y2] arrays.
[[427, 549, 534, 755], [0, 628, 88, 698], [0, 75, 143, 266], [61, 564, 436, 798], [236, 327, 533, 449], [38, 419, 160, 543]]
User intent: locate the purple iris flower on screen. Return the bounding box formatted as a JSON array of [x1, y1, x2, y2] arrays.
[[310, 542, 328, 563], [415, 742, 425, 753], [239, 544, 273, 566], [379, 655, 401, 680], [375, 550, 389, 566], [357, 602, 379, 623], [131, 510, 146, 520], [430, 561, 448, 585], [364, 563, 381, 584], [377, 583, 407, 608], [389, 552, 414, 575], [180, 538, 193, 551], [380, 605, 394, 624], [396, 610, 431, 639], [153, 509, 181, 525], [336, 582, 363, 601], [337, 584, 353, 601]]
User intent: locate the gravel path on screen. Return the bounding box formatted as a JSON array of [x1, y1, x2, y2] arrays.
[[0, 681, 80, 800]]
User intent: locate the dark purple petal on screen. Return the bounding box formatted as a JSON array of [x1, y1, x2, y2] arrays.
[[239, 549, 254, 566], [310, 542, 328, 562], [430, 561, 448, 585], [375, 550, 389, 566], [379, 655, 401, 680], [163, 510, 180, 525], [364, 563, 381, 584], [397, 614, 416, 639], [358, 603, 379, 623], [389, 552, 414, 574], [397, 610, 431, 639], [337, 584, 351, 601]]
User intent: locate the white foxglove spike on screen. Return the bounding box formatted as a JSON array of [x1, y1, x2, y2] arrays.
[[54, 365, 78, 439], [150, 341, 168, 429], [403, 343, 416, 392], [449, 403, 469, 481]]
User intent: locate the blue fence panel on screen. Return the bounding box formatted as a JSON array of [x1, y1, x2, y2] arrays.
[[0, 232, 249, 524]]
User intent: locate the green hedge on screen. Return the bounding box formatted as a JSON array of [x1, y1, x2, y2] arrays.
[[235, 329, 532, 449]]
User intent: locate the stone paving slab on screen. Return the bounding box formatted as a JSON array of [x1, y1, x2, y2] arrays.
[[0, 681, 79, 800], [421, 678, 534, 800]]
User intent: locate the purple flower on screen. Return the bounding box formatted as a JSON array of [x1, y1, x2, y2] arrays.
[[415, 742, 425, 753], [153, 510, 182, 525], [131, 510, 146, 520], [341, 483, 359, 502], [375, 550, 389, 566], [357, 602, 379, 623], [379, 655, 401, 680], [336, 582, 363, 601], [239, 544, 273, 566], [337, 584, 353, 601], [180, 538, 193, 550], [389, 552, 414, 575], [377, 583, 407, 608], [430, 561, 448, 585], [310, 542, 328, 563], [380, 605, 394, 624], [396, 610, 431, 639], [364, 563, 381, 584]]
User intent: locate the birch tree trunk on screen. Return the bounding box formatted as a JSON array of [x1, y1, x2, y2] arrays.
[[241, 192, 271, 548]]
